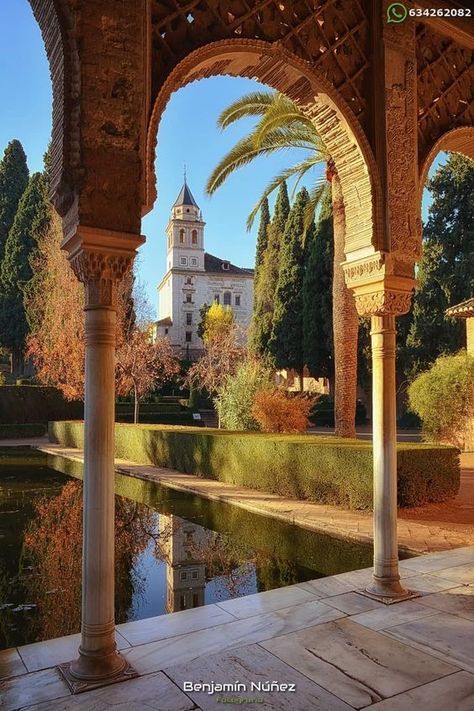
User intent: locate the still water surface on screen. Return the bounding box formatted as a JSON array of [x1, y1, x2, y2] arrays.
[[0, 449, 372, 649]]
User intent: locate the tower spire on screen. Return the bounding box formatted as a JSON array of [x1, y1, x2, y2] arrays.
[[183, 162, 187, 184]]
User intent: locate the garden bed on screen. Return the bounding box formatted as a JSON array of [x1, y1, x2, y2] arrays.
[[49, 421, 460, 510]]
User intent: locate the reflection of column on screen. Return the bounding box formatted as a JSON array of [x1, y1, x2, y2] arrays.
[[161, 514, 206, 613], [61, 227, 143, 688]]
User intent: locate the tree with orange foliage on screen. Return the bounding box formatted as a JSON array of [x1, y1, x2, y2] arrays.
[[26, 213, 85, 399], [252, 389, 314, 433], [116, 332, 180, 423], [26, 214, 139, 401]]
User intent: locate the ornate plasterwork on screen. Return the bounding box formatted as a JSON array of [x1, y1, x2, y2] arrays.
[[145, 38, 383, 261], [354, 290, 413, 317], [63, 226, 145, 308], [343, 251, 415, 317], [69, 251, 133, 308]]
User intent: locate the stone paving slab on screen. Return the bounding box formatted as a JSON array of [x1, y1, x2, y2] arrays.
[[35, 444, 474, 554]]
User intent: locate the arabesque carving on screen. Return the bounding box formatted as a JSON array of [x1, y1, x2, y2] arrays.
[[354, 290, 414, 317]]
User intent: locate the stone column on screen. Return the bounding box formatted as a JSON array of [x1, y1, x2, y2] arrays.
[[59, 227, 144, 690], [344, 255, 416, 603], [365, 314, 408, 599]]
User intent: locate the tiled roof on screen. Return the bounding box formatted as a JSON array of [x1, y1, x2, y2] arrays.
[[173, 181, 199, 208], [204, 252, 254, 276], [446, 297, 474, 318]]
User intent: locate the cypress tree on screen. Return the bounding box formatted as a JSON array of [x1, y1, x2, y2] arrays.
[[250, 182, 290, 357], [0, 171, 52, 372], [255, 197, 270, 273], [302, 190, 334, 378], [0, 140, 29, 264], [268, 187, 309, 379], [402, 154, 474, 378]]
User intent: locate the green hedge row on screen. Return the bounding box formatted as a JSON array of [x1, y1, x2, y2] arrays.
[[115, 403, 183, 414], [115, 413, 202, 426], [0, 423, 46, 439], [49, 422, 460, 510], [0, 386, 83, 424]]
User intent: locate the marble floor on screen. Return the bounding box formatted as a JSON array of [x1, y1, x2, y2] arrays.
[[1, 546, 473, 710]]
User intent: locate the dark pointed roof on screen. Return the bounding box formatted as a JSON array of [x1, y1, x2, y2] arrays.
[[173, 181, 199, 208]]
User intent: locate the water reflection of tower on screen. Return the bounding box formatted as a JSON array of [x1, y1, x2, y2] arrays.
[[159, 513, 206, 613]]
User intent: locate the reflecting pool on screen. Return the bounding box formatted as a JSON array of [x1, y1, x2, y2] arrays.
[[0, 449, 373, 649]]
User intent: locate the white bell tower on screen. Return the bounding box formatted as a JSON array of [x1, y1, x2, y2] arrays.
[[166, 177, 205, 272]]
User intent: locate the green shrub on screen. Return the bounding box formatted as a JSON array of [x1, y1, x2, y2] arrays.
[[216, 361, 272, 430], [310, 395, 367, 426], [49, 421, 460, 510], [0, 423, 46, 438], [0, 386, 83, 424], [408, 351, 474, 447]]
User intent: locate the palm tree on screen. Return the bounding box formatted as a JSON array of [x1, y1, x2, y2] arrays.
[[206, 91, 358, 438]]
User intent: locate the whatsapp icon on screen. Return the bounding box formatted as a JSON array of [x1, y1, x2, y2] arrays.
[[387, 2, 408, 23]]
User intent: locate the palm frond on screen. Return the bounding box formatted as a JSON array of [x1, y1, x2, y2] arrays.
[[217, 91, 277, 129], [245, 157, 323, 231], [206, 132, 289, 194]]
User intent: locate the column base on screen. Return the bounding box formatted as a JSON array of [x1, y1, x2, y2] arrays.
[[359, 575, 420, 605], [58, 651, 138, 694]]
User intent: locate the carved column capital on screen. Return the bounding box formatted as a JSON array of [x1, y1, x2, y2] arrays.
[[62, 226, 145, 308], [343, 251, 415, 317]]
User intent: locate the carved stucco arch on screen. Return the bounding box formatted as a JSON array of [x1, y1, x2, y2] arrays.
[[419, 126, 474, 195], [145, 39, 383, 262], [28, 0, 81, 220]]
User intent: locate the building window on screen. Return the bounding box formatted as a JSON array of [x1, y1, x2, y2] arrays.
[[185, 531, 193, 541], [185, 331, 192, 342], [186, 276, 192, 284], [222, 261, 230, 271], [165, 328, 169, 335], [223, 291, 231, 306], [214, 294, 220, 304], [180, 257, 188, 266], [186, 312, 192, 325], [235, 295, 241, 307], [191, 258, 197, 266], [192, 229, 198, 245], [185, 294, 192, 303], [192, 570, 198, 579], [193, 593, 199, 608], [180, 571, 187, 582], [180, 594, 186, 610]]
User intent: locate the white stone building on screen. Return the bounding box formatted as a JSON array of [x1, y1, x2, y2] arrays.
[[156, 180, 254, 358]]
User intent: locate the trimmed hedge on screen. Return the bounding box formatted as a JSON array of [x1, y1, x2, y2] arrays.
[[0, 386, 83, 424], [0, 423, 46, 439], [49, 422, 460, 510]]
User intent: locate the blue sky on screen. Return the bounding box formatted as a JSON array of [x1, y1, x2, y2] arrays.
[[1, 2, 442, 313]]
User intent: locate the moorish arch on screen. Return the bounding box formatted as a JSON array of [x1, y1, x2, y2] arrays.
[[419, 125, 474, 198], [145, 39, 384, 265], [28, 0, 81, 224]]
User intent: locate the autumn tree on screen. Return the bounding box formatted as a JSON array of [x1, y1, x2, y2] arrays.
[[26, 213, 85, 399], [116, 332, 180, 423], [26, 215, 142, 401], [252, 390, 313, 433], [201, 301, 234, 344]]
